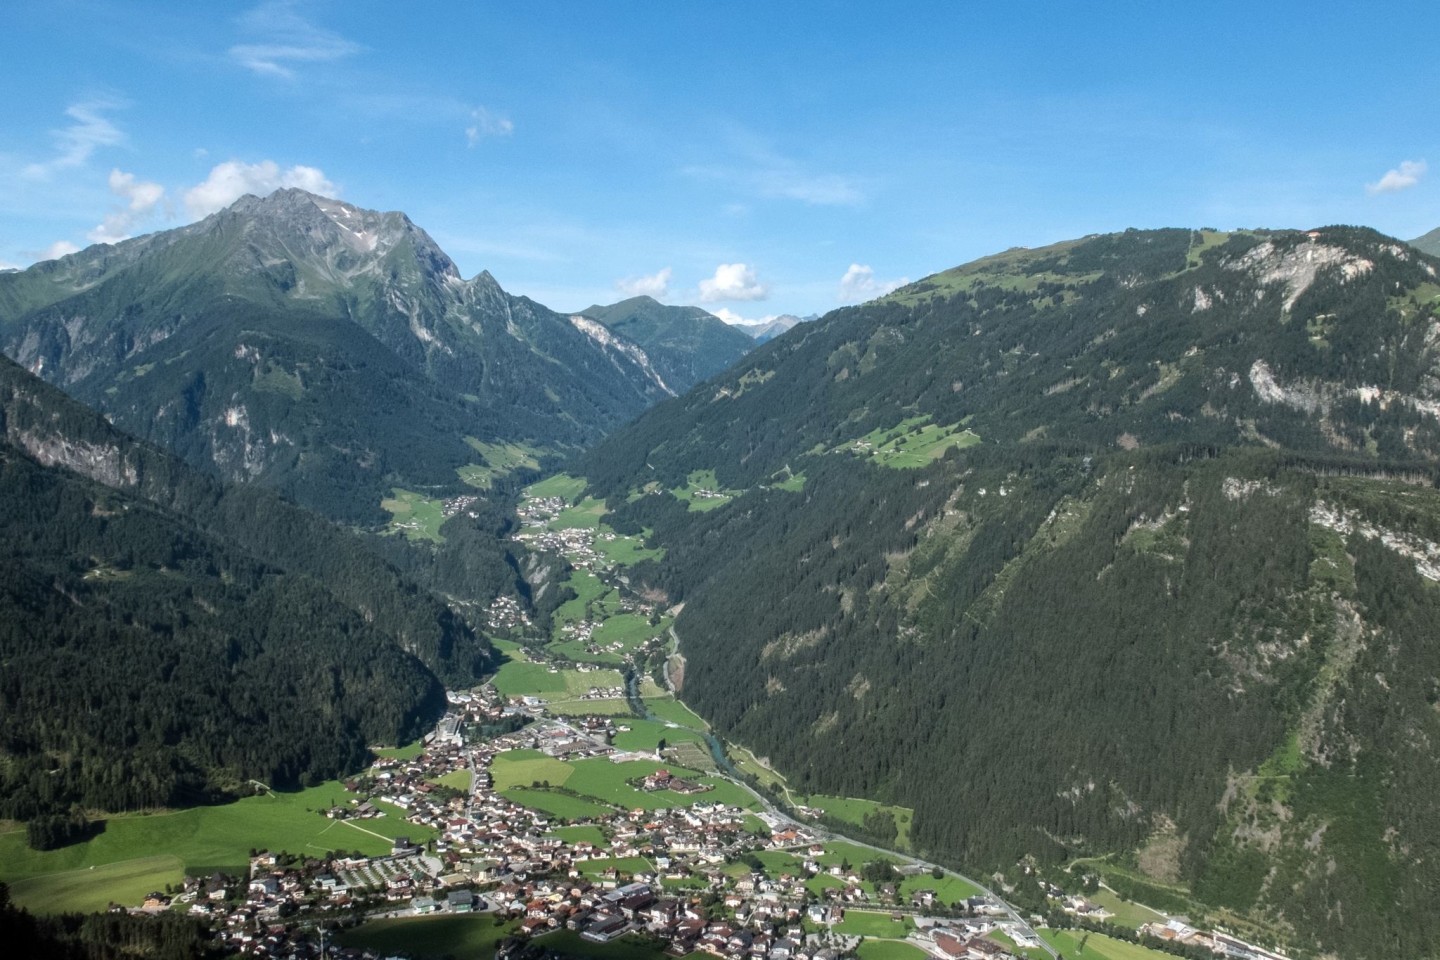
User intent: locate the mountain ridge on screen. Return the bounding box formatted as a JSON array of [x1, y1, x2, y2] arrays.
[[570, 224, 1440, 959], [0, 189, 674, 524], [580, 294, 755, 393]]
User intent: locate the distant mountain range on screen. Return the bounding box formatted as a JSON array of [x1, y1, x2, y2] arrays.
[[0, 189, 679, 523], [729, 313, 811, 343], [580, 295, 755, 392], [1412, 226, 1440, 256], [577, 226, 1440, 959]]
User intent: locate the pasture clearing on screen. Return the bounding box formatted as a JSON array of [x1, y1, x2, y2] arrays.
[[501, 788, 615, 821], [0, 779, 434, 906], [671, 469, 741, 512], [337, 915, 520, 958], [802, 794, 915, 849], [8, 855, 184, 915], [381, 488, 447, 542], [643, 697, 709, 731], [835, 909, 914, 939], [857, 941, 930, 960], [459, 438, 543, 488], [525, 473, 588, 502], [838, 416, 979, 469], [490, 753, 575, 791]]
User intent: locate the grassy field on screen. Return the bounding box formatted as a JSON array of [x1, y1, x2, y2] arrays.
[[491, 660, 624, 699], [0, 778, 436, 912], [591, 526, 665, 566], [1040, 930, 1177, 960], [1092, 888, 1168, 928], [839, 416, 980, 469], [898, 872, 982, 905], [857, 941, 929, 960], [553, 496, 609, 529], [752, 850, 805, 876], [803, 794, 914, 849], [373, 741, 426, 761], [551, 569, 612, 629], [591, 613, 668, 652], [525, 473, 588, 502], [612, 718, 707, 753], [501, 787, 616, 821], [458, 438, 543, 488], [532, 928, 671, 960], [835, 909, 914, 938], [575, 855, 654, 877], [728, 743, 789, 791], [814, 841, 902, 868], [562, 758, 760, 812], [542, 697, 634, 717], [547, 825, 608, 848], [381, 488, 447, 542], [490, 752, 575, 791], [433, 769, 471, 791], [8, 855, 184, 914], [671, 469, 740, 512], [337, 915, 520, 958], [643, 697, 709, 731], [770, 470, 807, 492]]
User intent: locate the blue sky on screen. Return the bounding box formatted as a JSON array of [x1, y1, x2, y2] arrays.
[[3, 1, 1436, 321]]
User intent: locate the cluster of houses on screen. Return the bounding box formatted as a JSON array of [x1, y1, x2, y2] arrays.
[[1140, 921, 1295, 960], [487, 595, 533, 631]]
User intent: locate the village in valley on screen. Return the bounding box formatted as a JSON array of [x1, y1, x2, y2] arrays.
[[118, 477, 1296, 960]]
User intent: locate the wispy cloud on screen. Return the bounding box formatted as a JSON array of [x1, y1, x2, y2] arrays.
[[615, 267, 671, 299], [699, 263, 769, 302], [23, 99, 126, 179], [466, 106, 514, 145], [1366, 159, 1426, 195], [184, 159, 337, 218], [230, 1, 360, 79], [87, 169, 165, 244], [685, 140, 864, 207], [30, 240, 81, 262], [837, 263, 908, 303]]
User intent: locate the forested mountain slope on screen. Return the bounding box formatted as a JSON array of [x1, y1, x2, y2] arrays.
[[0, 189, 673, 524], [571, 227, 1440, 959], [0, 353, 491, 823], [581, 295, 755, 393]]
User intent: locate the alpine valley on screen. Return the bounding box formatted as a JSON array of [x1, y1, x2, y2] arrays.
[[4, 198, 1440, 960]]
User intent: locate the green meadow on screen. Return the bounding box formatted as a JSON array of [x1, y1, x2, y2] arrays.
[[0, 779, 435, 913], [839, 416, 979, 469], [381, 488, 447, 542], [338, 915, 520, 958]]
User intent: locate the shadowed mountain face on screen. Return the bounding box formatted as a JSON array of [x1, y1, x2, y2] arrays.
[[0, 189, 674, 522], [575, 227, 1440, 959], [0, 352, 491, 819], [581, 295, 755, 393]]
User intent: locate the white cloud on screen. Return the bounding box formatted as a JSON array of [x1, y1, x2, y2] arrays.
[[711, 307, 779, 326], [36, 241, 81, 262], [466, 106, 514, 145], [1367, 160, 1427, 195], [87, 169, 165, 244], [230, 1, 360, 79], [22, 100, 126, 179], [838, 263, 908, 303], [616, 267, 671, 299], [184, 160, 337, 218], [699, 263, 769, 302]]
